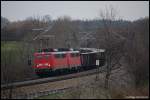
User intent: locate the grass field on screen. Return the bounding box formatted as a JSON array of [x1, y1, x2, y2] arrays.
[[1, 41, 21, 62], [1, 41, 34, 59], [1, 41, 21, 52], [1, 41, 29, 63], [1, 41, 35, 83]]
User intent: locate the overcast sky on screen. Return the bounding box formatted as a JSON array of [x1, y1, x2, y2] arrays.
[[1, 1, 149, 22]]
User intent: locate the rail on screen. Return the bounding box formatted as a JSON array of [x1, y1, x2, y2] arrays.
[[1, 65, 123, 99]]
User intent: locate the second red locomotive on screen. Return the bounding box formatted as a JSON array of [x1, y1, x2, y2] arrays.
[[33, 48, 81, 76]]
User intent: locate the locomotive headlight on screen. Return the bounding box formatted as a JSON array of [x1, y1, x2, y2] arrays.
[[44, 63, 50, 66], [44, 63, 48, 66], [37, 64, 42, 67], [36, 64, 39, 67], [48, 64, 51, 66]]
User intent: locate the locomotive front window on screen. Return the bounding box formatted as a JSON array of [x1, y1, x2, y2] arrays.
[[36, 55, 43, 59], [35, 55, 50, 60]]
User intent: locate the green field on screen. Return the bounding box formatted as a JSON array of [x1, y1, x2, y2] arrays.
[[1, 41, 35, 83], [1, 41, 22, 51], [1, 41, 35, 58], [1, 41, 36, 68], [1, 41, 22, 63]]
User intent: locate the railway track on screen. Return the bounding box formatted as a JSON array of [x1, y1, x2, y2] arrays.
[[1, 66, 98, 98], [1, 65, 108, 99], [1, 67, 101, 89]]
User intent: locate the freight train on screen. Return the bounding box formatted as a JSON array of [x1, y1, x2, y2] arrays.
[[32, 48, 105, 76]]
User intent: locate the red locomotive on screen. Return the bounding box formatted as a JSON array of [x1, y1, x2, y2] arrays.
[[33, 48, 81, 76]]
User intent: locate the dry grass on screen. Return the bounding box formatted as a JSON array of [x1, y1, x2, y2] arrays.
[[109, 84, 149, 99]]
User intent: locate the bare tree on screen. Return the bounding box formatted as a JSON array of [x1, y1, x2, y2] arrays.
[[125, 18, 149, 87], [47, 16, 79, 48], [42, 15, 51, 24], [97, 5, 126, 89]]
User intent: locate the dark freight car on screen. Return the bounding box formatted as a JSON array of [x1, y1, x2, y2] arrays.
[[80, 52, 97, 67], [80, 49, 105, 68]]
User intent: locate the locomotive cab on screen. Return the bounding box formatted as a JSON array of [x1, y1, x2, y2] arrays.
[[33, 52, 52, 75]]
